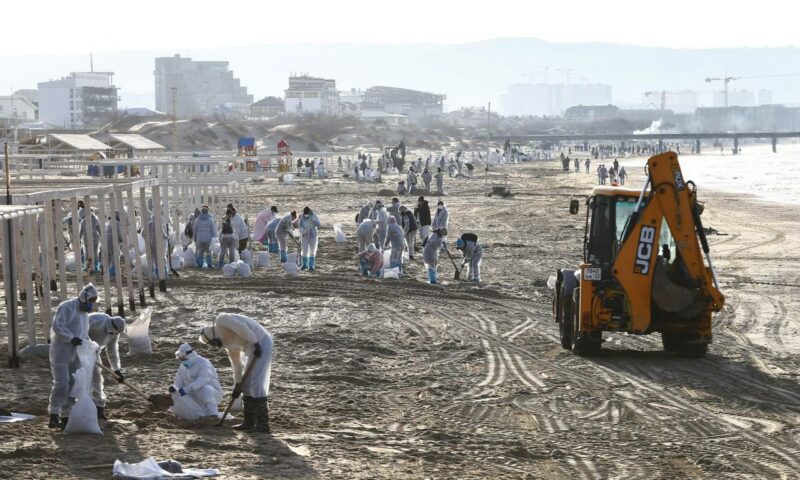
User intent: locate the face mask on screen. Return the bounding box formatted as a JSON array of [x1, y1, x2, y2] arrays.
[[181, 360, 192, 368], [84, 302, 94, 312], [304, 214, 309, 218]]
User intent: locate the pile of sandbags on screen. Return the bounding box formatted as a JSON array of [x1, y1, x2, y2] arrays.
[[222, 260, 252, 278]]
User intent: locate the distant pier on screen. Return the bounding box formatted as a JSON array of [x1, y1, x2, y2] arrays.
[[493, 132, 800, 154]]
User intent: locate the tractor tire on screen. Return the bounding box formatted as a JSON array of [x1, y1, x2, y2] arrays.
[[558, 287, 573, 350], [662, 332, 708, 358], [570, 288, 601, 357]]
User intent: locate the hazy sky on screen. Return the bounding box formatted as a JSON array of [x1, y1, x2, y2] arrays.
[[1, 0, 797, 57]]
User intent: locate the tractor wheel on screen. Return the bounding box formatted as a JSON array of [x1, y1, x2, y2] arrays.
[[662, 332, 708, 358], [558, 287, 573, 350], [570, 288, 601, 357]]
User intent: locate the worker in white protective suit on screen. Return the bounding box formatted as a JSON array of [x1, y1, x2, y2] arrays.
[[199, 313, 273, 433], [87, 313, 126, 420], [456, 233, 483, 283], [275, 211, 297, 264], [253, 206, 278, 245], [169, 343, 223, 419], [293, 206, 321, 271], [49, 283, 98, 429], [356, 219, 378, 253], [384, 216, 406, 274]]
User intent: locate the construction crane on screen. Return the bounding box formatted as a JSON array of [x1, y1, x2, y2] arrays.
[[705, 72, 800, 107], [704, 76, 739, 108]]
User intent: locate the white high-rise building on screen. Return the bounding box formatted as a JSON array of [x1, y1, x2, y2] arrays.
[[501, 83, 612, 116], [758, 89, 774, 105], [38, 72, 118, 129], [284, 75, 340, 116], [713, 89, 756, 107], [154, 54, 253, 118]]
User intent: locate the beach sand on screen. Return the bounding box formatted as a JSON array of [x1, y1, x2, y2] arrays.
[[1, 157, 799, 479]]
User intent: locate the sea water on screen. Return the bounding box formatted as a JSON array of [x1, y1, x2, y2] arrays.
[[620, 143, 800, 206]]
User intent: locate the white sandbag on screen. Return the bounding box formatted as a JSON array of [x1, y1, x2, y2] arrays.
[[183, 248, 196, 267], [382, 250, 391, 266], [257, 252, 270, 268], [170, 247, 184, 270], [130, 255, 150, 274], [65, 252, 77, 272], [65, 341, 103, 435], [222, 263, 237, 278], [547, 275, 557, 290], [240, 249, 253, 267], [333, 224, 346, 243], [383, 267, 400, 279], [20, 343, 50, 361], [283, 262, 300, 277], [127, 308, 153, 355], [236, 262, 252, 278], [170, 392, 207, 420], [287, 252, 300, 266], [210, 237, 221, 256], [281, 173, 294, 185]]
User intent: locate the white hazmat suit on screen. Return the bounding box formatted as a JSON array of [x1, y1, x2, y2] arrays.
[[199, 313, 273, 433], [49, 284, 98, 426], [170, 344, 223, 419]]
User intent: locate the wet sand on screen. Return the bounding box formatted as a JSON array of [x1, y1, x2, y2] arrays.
[[1, 158, 799, 479]]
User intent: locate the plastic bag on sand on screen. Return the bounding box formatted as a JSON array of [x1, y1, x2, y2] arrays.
[[283, 262, 300, 277], [222, 263, 237, 278], [127, 308, 153, 355], [333, 224, 346, 243], [287, 252, 300, 266], [240, 249, 253, 267], [183, 248, 196, 267], [65, 341, 102, 434], [131, 255, 149, 274], [170, 393, 207, 421], [65, 252, 77, 272], [235, 262, 252, 278], [170, 247, 185, 270], [20, 343, 50, 361], [547, 275, 557, 290], [112, 457, 219, 479], [257, 252, 270, 268], [383, 267, 400, 279]]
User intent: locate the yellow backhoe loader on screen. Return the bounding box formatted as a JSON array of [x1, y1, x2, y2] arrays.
[[552, 152, 725, 357]]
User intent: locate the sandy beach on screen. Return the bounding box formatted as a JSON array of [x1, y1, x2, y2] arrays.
[[1, 156, 799, 479]]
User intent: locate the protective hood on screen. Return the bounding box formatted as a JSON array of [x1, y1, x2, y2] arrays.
[[110, 316, 127, 334], [388, 217, 397, 225], [79, 283, 98, 303]]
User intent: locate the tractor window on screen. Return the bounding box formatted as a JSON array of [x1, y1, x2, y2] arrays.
[[588, 196, 613, 269], [658, 219, 678, 263], [614, 199, 638, 245]]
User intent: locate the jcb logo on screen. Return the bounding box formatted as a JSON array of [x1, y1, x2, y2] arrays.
[[673, 167, 685, 191], [634, 225, 656, 275]]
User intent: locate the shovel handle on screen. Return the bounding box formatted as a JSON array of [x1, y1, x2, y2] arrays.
[[218, 354, 258, 426], [96, 361, 152, 403]]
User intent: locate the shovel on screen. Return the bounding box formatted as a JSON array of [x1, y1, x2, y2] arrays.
[[96, 361, 158, 405], [442, 245, 462, 280], [218, 355, 258, 426]]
